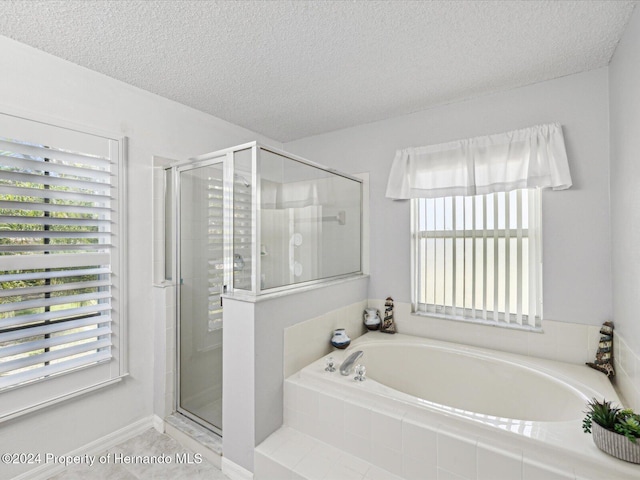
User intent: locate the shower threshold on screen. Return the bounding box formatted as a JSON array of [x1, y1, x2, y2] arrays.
[[165, 413, 223, 467]]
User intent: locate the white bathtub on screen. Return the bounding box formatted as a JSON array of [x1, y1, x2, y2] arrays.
[[338, 333, 594, 422], [285, 331, 640, 479]]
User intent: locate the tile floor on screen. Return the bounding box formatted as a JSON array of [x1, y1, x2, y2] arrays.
[[49, 428, 228, 480]]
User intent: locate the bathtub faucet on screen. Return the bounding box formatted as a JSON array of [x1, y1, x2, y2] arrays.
[[340, 350, 363, 376]]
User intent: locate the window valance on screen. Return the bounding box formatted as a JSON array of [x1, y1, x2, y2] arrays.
[[385, 123, 572, 199]]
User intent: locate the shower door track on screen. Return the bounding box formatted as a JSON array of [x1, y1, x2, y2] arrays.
[[175, 407, 223, 438]]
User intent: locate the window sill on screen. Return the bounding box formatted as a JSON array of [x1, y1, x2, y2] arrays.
[[411, 309, 544, 334], [0, 374, 128, 424]]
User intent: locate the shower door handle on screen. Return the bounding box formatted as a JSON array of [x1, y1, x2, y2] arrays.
[[221, 285, 227, 306]]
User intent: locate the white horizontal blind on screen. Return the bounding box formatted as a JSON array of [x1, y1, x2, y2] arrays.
[[0, 116, 121, 391], [414, 189, 541, 329]]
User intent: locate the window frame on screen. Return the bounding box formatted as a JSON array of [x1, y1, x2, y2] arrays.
[[0, 108, 128, 422], [411, 188, 543, 331]]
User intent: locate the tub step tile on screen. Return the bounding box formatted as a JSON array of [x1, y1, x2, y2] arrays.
[[325, 463, 367, 480], [254, 451, 295, 480], [269, 431, 316, 469], [363, 465, 404, 480], [293, 442, 341, 480], [256, 426, 403, 480], [436, 468, 469, 480]]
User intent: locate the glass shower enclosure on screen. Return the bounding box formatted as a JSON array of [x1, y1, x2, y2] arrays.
[[167, 142, 363, 434]]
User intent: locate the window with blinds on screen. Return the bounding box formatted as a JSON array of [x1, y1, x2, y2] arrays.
[[413, 189, 542, 329], [0, 112, 125, 400]]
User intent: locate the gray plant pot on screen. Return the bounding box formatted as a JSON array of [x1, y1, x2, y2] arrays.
[[592, 421, 640, 464]]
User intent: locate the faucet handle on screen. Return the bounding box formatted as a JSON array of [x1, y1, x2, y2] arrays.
[[354, 364, 366, 382], [325, 356, 336, 372]]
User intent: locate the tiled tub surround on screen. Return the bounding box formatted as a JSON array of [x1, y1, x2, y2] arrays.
[[284, 300, 368, 378], [613, 332, 640, 411], [257, 332, 640, 480], [367, 298, 638, 412], [366, 299, 605, 365]]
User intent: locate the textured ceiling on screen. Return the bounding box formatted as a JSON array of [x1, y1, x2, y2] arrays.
[[0, 1, 636, 142]]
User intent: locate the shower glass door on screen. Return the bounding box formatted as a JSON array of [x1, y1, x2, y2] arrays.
[[177, 159, 226, 435]]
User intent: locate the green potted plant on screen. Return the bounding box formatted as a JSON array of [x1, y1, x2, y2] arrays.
[[583, 398, 640, 464]]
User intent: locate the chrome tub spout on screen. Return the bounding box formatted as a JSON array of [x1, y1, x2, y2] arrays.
[[340, 350, 363, 376]]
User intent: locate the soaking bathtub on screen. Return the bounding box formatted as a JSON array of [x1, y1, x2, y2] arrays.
[[284, 331, 640, 479]]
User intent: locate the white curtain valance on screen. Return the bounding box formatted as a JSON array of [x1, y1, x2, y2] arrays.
[[385, 123, 572, 199]]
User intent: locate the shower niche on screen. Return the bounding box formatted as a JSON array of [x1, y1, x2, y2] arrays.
[[166, 142, 363, 435]]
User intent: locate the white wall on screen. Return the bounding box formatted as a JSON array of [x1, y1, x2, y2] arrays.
[[609, 5, 640, 409], [285, 68, 612, 328], [0, 36, 278, 478]]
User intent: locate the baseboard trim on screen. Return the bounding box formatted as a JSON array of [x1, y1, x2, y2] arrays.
[[12, 415, 155, 480], [222, 457, 254, 480], [152, 414, 165, 433]]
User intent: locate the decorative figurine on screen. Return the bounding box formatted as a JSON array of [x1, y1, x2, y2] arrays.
[[363, 307, 381, 330], [330, 328, 351, 349], [586, 321, 615, 377], [380, 297, 396, 334]]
